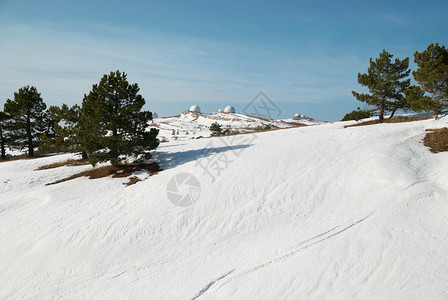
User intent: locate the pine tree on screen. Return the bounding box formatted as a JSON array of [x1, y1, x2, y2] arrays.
[[210, 122, 223, 136], [341, 107, 373, 121], [40, 104, 87, 157], [405, 85, 442, 114], [3, 86, 47, 157], [352, 50, 411, 123], [79, 71, 159, 166], [406, 43, 448, 114]]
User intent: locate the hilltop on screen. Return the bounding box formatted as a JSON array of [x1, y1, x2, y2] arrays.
[[152, 111, 325, 141]]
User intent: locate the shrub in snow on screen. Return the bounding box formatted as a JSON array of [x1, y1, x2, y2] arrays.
[[210, 122, 223, 136]]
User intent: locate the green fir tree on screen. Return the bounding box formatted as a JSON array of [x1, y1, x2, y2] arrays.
[[352, 50, 411, 123], [406, 43, 448, 115], [79, 71, 159, 166], [3, 86, 47, 157], [341, 107, 373, 121], [210, 122, 223, 136], [40, 104, 88, 158]]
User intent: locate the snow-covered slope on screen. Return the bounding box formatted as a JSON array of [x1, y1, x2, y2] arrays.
[[279, 116, 327, 126], [1, 117, 448, 299], [152, 111, 322, 141]]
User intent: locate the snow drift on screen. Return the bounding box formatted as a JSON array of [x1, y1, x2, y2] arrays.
[[1, 117, 448, 299]]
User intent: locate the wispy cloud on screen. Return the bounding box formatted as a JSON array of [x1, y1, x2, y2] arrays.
[[0, 21, 363, 117]]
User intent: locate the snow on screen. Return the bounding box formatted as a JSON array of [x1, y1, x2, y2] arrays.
[[3, 147, 25, 156], [154, 111, 320, 142], [1, 117, 448, 299], [280, 117, 327, 126]]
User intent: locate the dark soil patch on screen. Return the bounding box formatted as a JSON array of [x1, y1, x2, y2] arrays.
[[46, 162, 162, 186], [125, 176, 142, 186], [0, 153, 54, 163], [424, 128, 448, 153], [208, 125, 302, 138], [345, 115, 433, 128], [36, 159, 90, 170]]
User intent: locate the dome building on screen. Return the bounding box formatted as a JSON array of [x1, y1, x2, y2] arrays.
[[189, 105, 201, 113], [218, 109, 223, 113], [224, 105, 235, 113], [152, 112, 158, 119]]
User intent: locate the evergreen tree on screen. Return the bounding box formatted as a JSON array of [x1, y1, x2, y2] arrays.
[[341, 107, 373, 121], [0, 111, 8, 159], [210, 122, 223, 136], [40, 104, 87, 157], [405, 85, 442, 115], [79, 71, 159, 166], [352, 50, 411, 123], [41, 109, 57, 140], [406, 43, 448, 114], [4, 86, 47, 157]]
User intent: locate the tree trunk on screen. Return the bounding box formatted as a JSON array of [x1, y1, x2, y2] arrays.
[[378, 105, 385, 123], [111, 126, 119, 165], [389, 108, 397, 119], [81, 151, 88, 160], [0, 126, 5, 159], [27, 114, 34, 157]]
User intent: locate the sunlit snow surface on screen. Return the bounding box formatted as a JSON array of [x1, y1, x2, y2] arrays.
[[153, 111, 324, 141], [1, 117, 448, 299]]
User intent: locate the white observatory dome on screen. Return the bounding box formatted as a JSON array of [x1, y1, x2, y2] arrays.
[[224, 105, 235, 113], [189, 105, 201, 113], [294, 113, 300, 118], [218, 109, 223, 113], [152, 112, 158, 118]]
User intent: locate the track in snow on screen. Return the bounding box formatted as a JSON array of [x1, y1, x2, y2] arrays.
[[193, 213, 374, 299]]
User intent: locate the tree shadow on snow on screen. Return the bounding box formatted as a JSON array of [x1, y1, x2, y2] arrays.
[[155, 144, 252, 170]]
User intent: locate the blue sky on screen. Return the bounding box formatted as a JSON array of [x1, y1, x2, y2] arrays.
[[0, 0, 447, 121]]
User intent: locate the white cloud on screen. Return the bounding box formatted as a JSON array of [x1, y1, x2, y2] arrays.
[[0, 21, 363, 111]]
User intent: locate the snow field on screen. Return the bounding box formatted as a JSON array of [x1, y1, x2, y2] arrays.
[[1, 117, 448, 299]]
